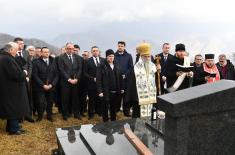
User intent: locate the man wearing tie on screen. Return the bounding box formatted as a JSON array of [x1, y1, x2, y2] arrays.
[[58, 43, 82, 120], [84, 46, 105, 119], [14, 37, 34, 122], [32, 47, 58, 122], [157, 43, 174, 94]]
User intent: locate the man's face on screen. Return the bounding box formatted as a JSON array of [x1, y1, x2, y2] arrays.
[[82, 52, 89, 60], [141, 55, 151, 63], [16, 41, 24, 50], [162, 44, 170, 54], [205, 59, 215, 68], [176, 51, 186, 59], [41, 48, 50, 58], [107, 55, 115, 63], [11, 47, 18, 57], [35, 48, 42, 57], [219, 56, 226, 65], [194, 56, 203, 65], [118, 44, 125, 52], [92, 48, 100, 57], [73, 48, 80, 54], [65, 44, 74, 55], [28, 48, 35, 57]]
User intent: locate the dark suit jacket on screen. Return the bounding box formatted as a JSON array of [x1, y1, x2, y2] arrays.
[[32, 56, 58, 92], [58, 53, 82, 87], [16, 49, 33, 78], [84, 57, 105, 90]]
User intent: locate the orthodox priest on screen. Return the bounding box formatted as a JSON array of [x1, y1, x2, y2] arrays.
[[193, 54, 221, 86], [166, 43, 194, 92], [125, 43, 159, 118]]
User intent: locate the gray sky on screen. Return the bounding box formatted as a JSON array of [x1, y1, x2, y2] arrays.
[[1, 0, 235, 60]]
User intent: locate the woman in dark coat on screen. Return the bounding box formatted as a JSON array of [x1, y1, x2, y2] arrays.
[[96, 49, 124, 122], [0, 45, 30, 135]]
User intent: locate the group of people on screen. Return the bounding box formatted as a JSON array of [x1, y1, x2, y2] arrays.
[[0, 38, 234, 135]]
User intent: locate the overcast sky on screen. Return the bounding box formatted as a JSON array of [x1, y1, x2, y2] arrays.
[[1, 0, 235, 59]]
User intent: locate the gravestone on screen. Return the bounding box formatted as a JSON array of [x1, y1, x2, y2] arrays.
[[158, 80, 235, 155]]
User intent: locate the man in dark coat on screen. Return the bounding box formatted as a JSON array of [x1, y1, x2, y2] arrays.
[[84, 46, 105, 119], [192, 54, 204, 86], [0, 42, 30, 135], [216, 54, 235, 80], [58, 43, 82, 120], [156, 43, 174, 94], [165, 44, 193, 92], [14, 37, 34, 122], [96, 49, 124, 122], [32, 47, 58, 122], [114, 41, 133, 117]]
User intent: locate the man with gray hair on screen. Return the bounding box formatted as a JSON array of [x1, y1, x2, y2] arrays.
[[216, 54, 235, 80], [0, 42, 30, 135]]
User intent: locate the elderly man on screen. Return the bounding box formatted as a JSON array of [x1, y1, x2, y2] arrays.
[[216, 54, 235, 80], [194, 54, 221, 86], [125, 43, 158, 118], [0, 42, 30, 135]]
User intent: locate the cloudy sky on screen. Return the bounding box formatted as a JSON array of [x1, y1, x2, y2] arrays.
[[1, 0, 235, 60]]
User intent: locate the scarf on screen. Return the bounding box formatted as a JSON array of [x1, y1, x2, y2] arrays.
[[203, 63, 220, 83]]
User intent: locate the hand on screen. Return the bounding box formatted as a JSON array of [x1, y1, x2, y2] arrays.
[[94, 78, 96, 82], [99, 93, 104, 97], [162, 76, 166, 82], [43, 85, 50, 91], [68, 78, 73, 84], [176, 71, 183, 77], [48, 84, 53, 89], [205, 76, 210, 81], [187, 71, 193, 77], [23, 70, 28, 76], [121, 90, 125, 94], [122, 75, 126, 79], [73, 79, 78, 84], [26, 77, 30, 82], [156, 64, 161, 71]]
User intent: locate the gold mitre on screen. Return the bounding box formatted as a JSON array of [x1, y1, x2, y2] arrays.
[[137, 42, 151, 56]]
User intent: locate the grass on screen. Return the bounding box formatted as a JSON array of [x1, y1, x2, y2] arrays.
[[0, 108, 127, 155]]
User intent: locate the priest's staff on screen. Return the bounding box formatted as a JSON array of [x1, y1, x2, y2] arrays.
[[155, 55, 161, 95]]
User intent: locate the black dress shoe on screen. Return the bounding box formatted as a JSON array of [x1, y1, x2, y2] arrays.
[[63, 116, 68, 121], [9, 130, 25, 135], [124, 112, 131, 117], [36, 117, 43, 122], [25, 116, 35, 123], [47, 116, 54, 122]]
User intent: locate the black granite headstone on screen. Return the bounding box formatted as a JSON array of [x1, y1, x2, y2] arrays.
[[158, 80, 235, 155]]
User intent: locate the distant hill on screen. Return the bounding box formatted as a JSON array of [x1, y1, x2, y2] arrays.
[[0, 33, 59, 55]]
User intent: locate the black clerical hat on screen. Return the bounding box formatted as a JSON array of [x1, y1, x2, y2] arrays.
[[205, 54, 214, 59], [175, 43, 186, 52]]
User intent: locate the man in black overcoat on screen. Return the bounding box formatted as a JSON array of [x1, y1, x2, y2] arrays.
[[0, 42, 30, 135]]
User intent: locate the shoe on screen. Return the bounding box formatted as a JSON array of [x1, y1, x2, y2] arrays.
[[63, 116, 68, 121], [124, 112, 131, 117], [36, 117, 43, 122], [25, 116, 35, 123], [74, 115, 82, 120], [47, 116, 54, 122], [88, 116, 94, 120], [81, 113, 86, 117], [9, 130, 25, 135]]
